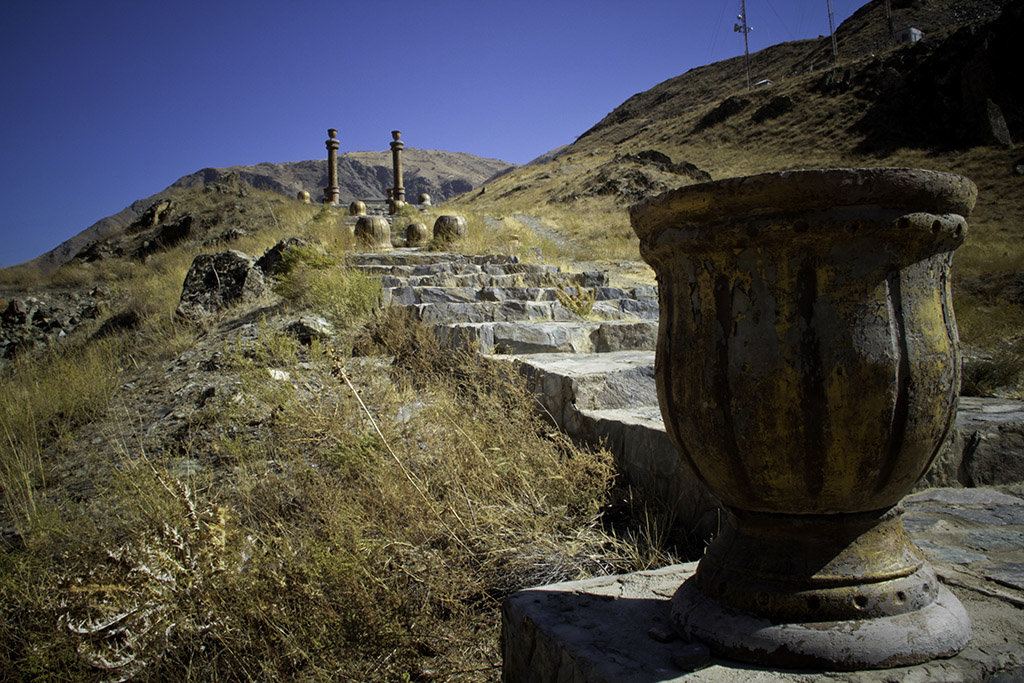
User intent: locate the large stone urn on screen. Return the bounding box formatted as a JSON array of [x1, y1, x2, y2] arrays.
[[354, 215, 392, 252], [629, 168, 976, 670], [433, 215, 467, 245]]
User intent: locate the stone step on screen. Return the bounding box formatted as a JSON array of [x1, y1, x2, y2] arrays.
[[495, 350, 659, 424], [353, 260, 555, 275], [493, 350, 713, 526], [383, 285, 657, 307], [437, 320, 658, 354], [407, 298, 659, 324], [377, 271, 602, 289], [347, 251, 523, 267], [500, 350, 1024, 511]]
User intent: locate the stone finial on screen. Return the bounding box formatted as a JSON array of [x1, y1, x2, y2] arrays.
[[349, 200, 367, 216], [433, 215, 467, 245], [405, 222, 429, 247], [323, 128, 340, 205], [354, 215, 392, 252], [630, 167, 977, 670], [297, 190, 310, 203], [418, 193, 432, 206]]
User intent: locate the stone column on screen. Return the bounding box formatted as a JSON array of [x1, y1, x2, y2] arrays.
[[390, 130, 405, 203], [323, 128, 340, 205], [630, 168, 977, 670]]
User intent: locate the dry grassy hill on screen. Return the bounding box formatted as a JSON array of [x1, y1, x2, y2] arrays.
[[23, 148, 513, 275], [452, 0, 1023, 365]]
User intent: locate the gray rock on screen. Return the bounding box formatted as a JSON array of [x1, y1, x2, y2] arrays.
[[906, 487, 1024, 507], [982, 98, 1014, 148], [176, 250, 266, 321], [985, 563, 1024, 591], [945, 506, 1024, 526], [964, 421, 1024, 485], [913, 539, 987, 564], [256, 237, 308, 275], [284, 316, 334, 345], [964, 529, 1024, 552]]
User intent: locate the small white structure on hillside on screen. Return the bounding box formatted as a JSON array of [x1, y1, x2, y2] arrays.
[[896, 27, 924, 44]]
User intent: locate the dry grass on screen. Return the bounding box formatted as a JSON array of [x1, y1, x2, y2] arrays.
[[0, 184, 673, 681], [1, 312, 657, 681]]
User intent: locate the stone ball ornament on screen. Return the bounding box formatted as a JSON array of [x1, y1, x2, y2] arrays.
[[405, 222, 429, 247], [629, 168, 977, 670], [433, 215, 467, 245]]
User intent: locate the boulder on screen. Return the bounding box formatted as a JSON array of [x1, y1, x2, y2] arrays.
[[693, 96, 751, 132], [285, 316, 334, 345], [93, 309, 141, 339], [256, 237, 308, 276], [136, 215, 195, 259], [981, 98, 1014, 148], [127, 199, 174, 234], [176, 250, 266, 321], [751, 95, 795, 123]]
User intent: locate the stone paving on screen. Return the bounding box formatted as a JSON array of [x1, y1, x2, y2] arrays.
[[502, 486, 1024, 682], [348, 246, 1024, 682]]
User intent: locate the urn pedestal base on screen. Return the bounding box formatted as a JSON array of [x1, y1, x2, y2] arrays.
[[672, 578, 971, 670], [671, 507, 973, 669]]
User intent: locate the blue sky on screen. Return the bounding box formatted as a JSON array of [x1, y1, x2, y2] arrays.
[[0, 0, 864, 267]]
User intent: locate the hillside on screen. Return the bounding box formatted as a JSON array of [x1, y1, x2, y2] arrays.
[[455, 0, 1023, 292], [24, 148, 514, 274], [4, 1, 1024, 679]]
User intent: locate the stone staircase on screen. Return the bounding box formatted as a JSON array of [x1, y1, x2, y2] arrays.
[[348, 248, 1024, 537]]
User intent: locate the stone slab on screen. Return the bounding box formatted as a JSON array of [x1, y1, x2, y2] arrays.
[[955, 397, 1024, 486], [439, 321, 657, 355]]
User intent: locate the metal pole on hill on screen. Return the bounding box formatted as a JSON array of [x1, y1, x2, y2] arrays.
[[735, 0, 753, 90], [885, 0, 896, 45], [827, 0, 839, 65]]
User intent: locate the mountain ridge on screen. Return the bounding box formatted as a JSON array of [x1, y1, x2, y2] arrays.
[[20, 148, 514, 274]]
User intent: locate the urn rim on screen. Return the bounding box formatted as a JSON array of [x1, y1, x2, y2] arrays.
[[630, 167, 977, 243]]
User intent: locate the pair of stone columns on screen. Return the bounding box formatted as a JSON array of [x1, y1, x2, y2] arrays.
[[321, 129, 406, 211]]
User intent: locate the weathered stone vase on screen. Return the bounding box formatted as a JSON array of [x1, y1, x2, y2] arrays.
[[354, 215, 392, 252], [433, 215, 467, 245], [405, 222, 429, 247], [630, 168, 977, 670]]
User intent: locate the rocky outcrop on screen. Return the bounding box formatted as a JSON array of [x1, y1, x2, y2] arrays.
[[255, 238, 308, 276], [176, 251, 266, 322], [0, 290, 104, 362], [554, 152, 711, 205], [21, 148, 515, 275]]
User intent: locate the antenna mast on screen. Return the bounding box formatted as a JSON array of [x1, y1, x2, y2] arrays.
[[884, 0, 896, 45], [827, 0, 838, 65], [735, 0, 753, 90]]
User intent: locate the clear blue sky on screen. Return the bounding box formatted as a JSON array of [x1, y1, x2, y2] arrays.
[[0, 0, 864, 267]]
